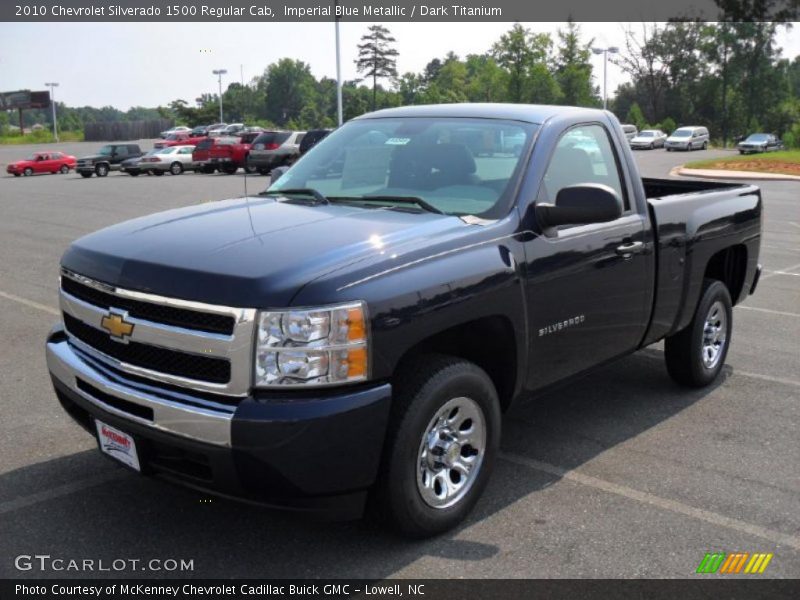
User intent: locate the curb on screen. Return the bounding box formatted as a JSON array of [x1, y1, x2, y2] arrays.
[[673, 166, 800, 182]]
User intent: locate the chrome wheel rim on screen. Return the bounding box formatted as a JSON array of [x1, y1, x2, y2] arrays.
[[416, 396, 486, 509], [702, 300, 727, 369]]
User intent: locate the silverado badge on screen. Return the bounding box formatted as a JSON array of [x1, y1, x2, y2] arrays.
[[101, 311, 134, 342]]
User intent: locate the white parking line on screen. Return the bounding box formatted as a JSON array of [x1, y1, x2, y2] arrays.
[[500, 452, 800, 551], [761, 261, 800, 280], [0, 290, 58, 316], [0, 471, 124, 516], [738, 305, 800, 318]]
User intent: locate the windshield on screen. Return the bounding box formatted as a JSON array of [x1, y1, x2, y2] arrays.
[[269, 117, 537, 218], [156, 147, 177, 155], [639, 131, 655, 137], [97, 146, 114, 156], [671, 130, 692, 138], [745, 134, 768, 142]]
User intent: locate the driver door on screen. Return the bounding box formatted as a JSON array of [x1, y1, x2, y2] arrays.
[[522, 123, 650, 390]]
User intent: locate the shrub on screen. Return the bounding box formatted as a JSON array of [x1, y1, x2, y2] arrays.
[[657, 117, 677, 135]]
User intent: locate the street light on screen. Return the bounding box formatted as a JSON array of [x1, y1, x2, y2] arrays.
[[334, 0, 343, 126], [591, 46, 619, 111], [44, 82, 59, 142], [212, 69, 227, 123]]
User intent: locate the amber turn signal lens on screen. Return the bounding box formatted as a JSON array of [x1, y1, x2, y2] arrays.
[[347, 347, 368, 378], [347, 308, 366, 342]]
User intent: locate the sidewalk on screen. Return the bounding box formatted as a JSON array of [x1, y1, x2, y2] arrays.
[[672, 166, 800, 181]]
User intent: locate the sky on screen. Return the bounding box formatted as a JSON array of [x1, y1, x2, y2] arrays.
[[1, 22, 798, 110]]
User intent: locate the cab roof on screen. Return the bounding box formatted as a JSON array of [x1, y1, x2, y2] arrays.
[[354, 103, 610, 125]]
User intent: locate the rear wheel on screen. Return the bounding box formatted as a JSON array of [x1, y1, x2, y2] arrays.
[[23, 167, 33, 176], [95, 163, 109, 177], [59, 165, 69, 174], [170, 162, 183, 175], [80, 172, 92, 178], [665, 279, 732, 387], [13, 173, 20, 177], [375, 355, 500, 537]]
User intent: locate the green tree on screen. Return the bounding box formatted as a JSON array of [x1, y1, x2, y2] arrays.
[[491, 23, 535, 102], [262, 59, 318, 126], [625, 102, 648, 130], [355, 25, 399, 111], [555, 20, 598, 106]]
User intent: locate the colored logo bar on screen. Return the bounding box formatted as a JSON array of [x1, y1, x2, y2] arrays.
[[696, 552, 773, 574]]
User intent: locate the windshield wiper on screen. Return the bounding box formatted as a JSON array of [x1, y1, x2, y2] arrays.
[[259, 188, 329, 205], [329, 195, 444, 215]]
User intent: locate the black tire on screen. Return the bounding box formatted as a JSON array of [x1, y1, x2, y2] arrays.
[[649, 142, 654, 149], [201, 165, 215, 174], [95, 163, 109, 177], [222, 165, 238, 175], [258, 169, 269, 176], [666, 147, 672, 152], [244, 163, 258, 174], [128, 171, 140, 177], [23, 167, 33, 177], [375, 354, 501, 537], [13, 173, 20, 177], [80, 172, 92, 178], [665, 279, 733, 388], [170, 162, 183, 175], [59, 165, 69, 174], [152, 170, 164, 176], [702, 141, 708, 150]]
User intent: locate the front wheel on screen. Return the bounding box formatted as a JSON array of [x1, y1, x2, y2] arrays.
[[702, 141, 708, 150], [665, 279, 732, 387], [59, 165, 70, 174], [376, 355, 500, 537], [79, 172, 92, 178], [170, 162, 183, 175], [23, 167, 33, 176], [95, 164, 109, 177]]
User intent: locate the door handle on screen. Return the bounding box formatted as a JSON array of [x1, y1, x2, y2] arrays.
[[616, 241, 644, 257]]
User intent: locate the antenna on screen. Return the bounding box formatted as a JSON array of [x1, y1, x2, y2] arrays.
[[241, 63, 248, 198]]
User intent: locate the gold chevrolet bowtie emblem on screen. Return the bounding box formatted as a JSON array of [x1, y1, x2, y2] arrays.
[[101, 312, 134, 340]]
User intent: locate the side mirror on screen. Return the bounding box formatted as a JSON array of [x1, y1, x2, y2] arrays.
[[535, 184, 623, 229], [270, 166, 289, 185]]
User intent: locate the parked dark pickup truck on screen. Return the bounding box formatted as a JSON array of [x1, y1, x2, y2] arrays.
[[47, 104, 761, 536], [75, 144, 143, 178]]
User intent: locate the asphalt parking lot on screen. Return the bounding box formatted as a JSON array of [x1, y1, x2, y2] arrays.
[[0, 141, 798, 579]]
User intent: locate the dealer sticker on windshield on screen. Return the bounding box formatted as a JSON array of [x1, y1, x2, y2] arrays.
[[95, 420, 140, 472], [385, 137, 411, 145]]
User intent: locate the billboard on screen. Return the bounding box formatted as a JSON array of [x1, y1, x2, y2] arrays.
[[0, 90, 51, 110]]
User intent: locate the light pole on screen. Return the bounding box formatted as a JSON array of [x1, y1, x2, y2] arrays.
[[334, 0, 343, 126], [591, 46, 618, 111], [212, 69, 227, 123], [44, 82, 59, 142]]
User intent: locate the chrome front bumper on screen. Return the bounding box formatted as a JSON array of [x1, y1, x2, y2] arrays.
[[46, 334, 234, 446]]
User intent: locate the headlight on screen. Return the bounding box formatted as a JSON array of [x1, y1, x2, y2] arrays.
[[254, 301, 368, 387]]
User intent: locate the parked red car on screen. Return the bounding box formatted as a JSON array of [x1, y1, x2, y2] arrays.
[[192, 137, 224, 173], [6, 152, 77, 177], [207, 133, 259, 174], [153, 133, 207, 149]]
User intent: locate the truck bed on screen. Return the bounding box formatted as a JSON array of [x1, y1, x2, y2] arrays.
[[641, 177, 762, 347], [643, 177, 744, 200]]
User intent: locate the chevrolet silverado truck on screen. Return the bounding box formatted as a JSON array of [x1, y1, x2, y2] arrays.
[[75, 144, 143, 178], [46, 104, 762, 536]]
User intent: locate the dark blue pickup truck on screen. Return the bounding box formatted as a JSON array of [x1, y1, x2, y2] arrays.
[[46, 104, 762, 536]]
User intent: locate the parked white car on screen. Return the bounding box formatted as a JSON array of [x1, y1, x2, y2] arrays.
[[630, 129, 668, 149], [665, 126, 710, 151], [139, 145, 196, 175], [158, 126, 191, 139]]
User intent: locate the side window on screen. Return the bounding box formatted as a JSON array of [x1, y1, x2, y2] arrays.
[[295, 133, 306, 145], [540, 124, 628, 211], [115, 146, 128, 158]]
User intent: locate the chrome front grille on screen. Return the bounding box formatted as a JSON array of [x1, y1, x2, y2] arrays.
[[59, 269, 257, 397]]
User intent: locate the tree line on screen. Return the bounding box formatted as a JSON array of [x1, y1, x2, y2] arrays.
[[3, 17, 798, 148]]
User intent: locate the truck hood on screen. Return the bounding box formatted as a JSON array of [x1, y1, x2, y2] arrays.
[[61, 196, 471, 308], [77, 154, 109, 162]]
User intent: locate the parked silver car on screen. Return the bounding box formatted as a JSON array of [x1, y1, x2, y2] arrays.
[[138, 145, 196, 175], [621, 124, 638, 142], [630, 129, 668, 150], [248, 130, 306, 174], [665, 126, 710, 151]]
